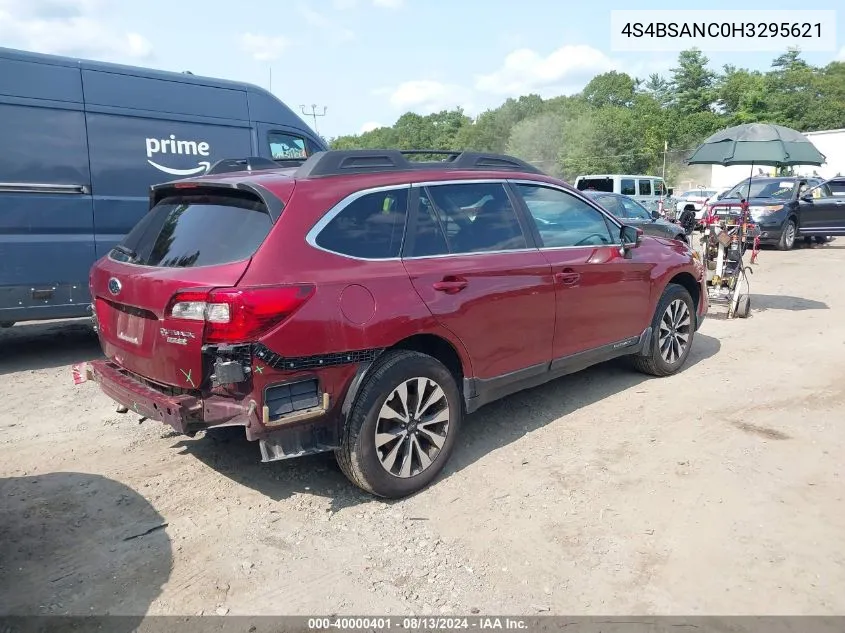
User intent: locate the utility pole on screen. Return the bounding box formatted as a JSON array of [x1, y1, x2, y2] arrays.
[[300, 104, 327, 135]]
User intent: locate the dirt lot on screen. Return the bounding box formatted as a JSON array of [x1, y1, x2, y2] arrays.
[[2, 240, 844, 617]]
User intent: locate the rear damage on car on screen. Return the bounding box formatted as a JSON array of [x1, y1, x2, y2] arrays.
[[73, 176, 347, 461]]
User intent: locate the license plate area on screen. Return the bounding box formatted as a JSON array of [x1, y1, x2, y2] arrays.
[[116, 311, 146, 346]]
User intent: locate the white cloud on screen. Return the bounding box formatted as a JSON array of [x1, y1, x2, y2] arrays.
[[298, 5, 355, 42], [382, 79, 474, 114], [0, 0, 152, 62], [360, 121, 381, 133], [240, 33, 290, 62], [475, 44, 615, 96]]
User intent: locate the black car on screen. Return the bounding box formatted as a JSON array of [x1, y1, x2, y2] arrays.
[[583, 191, 688, 243], [706, 176, 845, 250]]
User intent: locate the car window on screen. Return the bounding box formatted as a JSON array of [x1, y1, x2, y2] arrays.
[[516, 184, 616, 247], [723, 180, 796, 200], [807, 183, 833, 199], [654, 180, 666, 196], [113, 193, 273, 268], [421, 183, 528, 254], [576, 177, 614, 193], [594, 195, 625, 217], [406, 190, 450, 257], [620, 179, 636, 196], [638, 179, 652, 196], [268, 132, 308, 161], [619, 196, 653, 219], [315, 188, 409, 259]]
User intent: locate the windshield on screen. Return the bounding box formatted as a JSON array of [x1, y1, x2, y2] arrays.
[[723, 180, 796, 200], [594, 195, 651, 220], [111, 193, 273, 268]]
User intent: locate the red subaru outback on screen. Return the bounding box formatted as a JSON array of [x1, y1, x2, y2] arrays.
[[75, 150, 708, 498]]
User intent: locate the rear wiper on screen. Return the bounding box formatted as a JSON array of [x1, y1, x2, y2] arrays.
[[112, 244, 138, 261]]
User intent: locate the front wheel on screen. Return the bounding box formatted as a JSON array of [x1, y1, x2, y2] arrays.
[[631, 283, 696, 377], [777, 218, 797, 250], [336, 350, 461, 498]]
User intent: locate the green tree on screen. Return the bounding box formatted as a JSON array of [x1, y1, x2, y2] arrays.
[[506, 112, 565, 176], [671, 49, 717, 115], [582, 71, 637, 108]]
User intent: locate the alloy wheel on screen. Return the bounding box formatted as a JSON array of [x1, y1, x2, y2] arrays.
[[374, 377, 450, 478], [658, 299, 692, 365]]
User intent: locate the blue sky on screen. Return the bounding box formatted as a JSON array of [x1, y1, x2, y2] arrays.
[[0, 0, 842, 138]]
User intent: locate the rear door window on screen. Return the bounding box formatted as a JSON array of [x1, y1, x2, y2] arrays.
[[638, 179, 652, 196], [576, 178, 614, 193], [112, 192, 272, 268]]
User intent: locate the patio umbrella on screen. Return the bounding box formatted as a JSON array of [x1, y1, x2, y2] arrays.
[[687, 123, 826, 200]]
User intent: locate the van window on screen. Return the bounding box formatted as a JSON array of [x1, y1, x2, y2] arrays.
[[620, 179, 636, 196], [315, 188, 408, 259], [638, 179, 652, 196], [269, 132, 308, 160], [576, 177, 613, 193], [112, 193, 272, 268], [654, 180, 666, 196]]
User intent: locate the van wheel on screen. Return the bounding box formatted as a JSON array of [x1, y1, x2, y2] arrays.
[[335, 350, 461, 498], [631, 283, 695, 377]]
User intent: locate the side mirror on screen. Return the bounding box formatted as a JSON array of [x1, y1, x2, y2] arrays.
[[651, 210, 661, 220], [667, 188, 674, 197], [620, 225, 643, 255]]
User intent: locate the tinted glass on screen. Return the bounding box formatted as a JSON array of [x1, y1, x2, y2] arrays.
[[112, 194, 272, 268], [516, 184, 615, 247], [268, 132, 308, 160], [316, 188, 408, 259], [576, 177, 613, 192], [424, 183, 527, 254], [408, 191, 450, 257], [638, 179, 652, 196], [620, 179, 636, 195], [654, 180, 666, 196]]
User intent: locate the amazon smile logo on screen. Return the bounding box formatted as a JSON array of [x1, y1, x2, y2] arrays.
[[146, 134, 212, 176]]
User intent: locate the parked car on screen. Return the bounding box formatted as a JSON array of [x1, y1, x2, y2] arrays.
[[75, 149, 708, 498], [704, 176, 845, 249], [573, 174, 671, 216], [0, 46, 327, 329], [674, 188, 719, 223], [582, 191, 689, 243]]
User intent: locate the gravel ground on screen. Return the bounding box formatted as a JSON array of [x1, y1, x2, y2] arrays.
[[2, 239, 844, 617]]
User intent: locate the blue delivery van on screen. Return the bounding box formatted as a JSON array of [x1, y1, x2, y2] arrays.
[[0, 46, 328, 327]]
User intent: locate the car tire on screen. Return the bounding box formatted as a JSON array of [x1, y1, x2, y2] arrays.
[[777, 218, 797, 250], [736, 294, 751, 319], [335, 350, 462, 498], [630, 283, 696, 377]]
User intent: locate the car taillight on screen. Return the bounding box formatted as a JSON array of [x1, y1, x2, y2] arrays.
[[166, 285, 314, 343]]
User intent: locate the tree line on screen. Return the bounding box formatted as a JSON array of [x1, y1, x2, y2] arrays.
[[330, 49, 845, 183]]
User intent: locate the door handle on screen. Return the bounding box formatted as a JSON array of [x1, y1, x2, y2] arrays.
[[554, 269, 581, 286], [432, 277, 468, 294]]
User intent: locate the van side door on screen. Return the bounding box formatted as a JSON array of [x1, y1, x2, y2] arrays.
[[82, 69, 253, 258], [0, 55, 94, 321]]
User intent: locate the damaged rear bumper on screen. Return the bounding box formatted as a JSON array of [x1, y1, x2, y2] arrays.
[[75, 359, 258, 436]]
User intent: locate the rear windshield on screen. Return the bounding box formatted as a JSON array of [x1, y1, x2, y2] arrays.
[[576, 178, 614, 193], [111, 193, 272, 268]]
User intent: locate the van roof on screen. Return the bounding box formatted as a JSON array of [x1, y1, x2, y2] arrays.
[[0, 46, 260, 93], [576, 174, 665, 180]]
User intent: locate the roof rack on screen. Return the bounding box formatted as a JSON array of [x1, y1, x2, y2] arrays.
[[293, 149, 545, 178], [204, 156, 283, 176]]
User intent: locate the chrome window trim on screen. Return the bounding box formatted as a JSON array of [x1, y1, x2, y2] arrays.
[[0, 182, 90, 195], [304, 176, 632, 262]]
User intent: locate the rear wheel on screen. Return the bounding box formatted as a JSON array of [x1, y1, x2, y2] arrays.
[[777, 218, 797, 250], [631, 283, 695, 377], [336, 350, 461, 498]]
